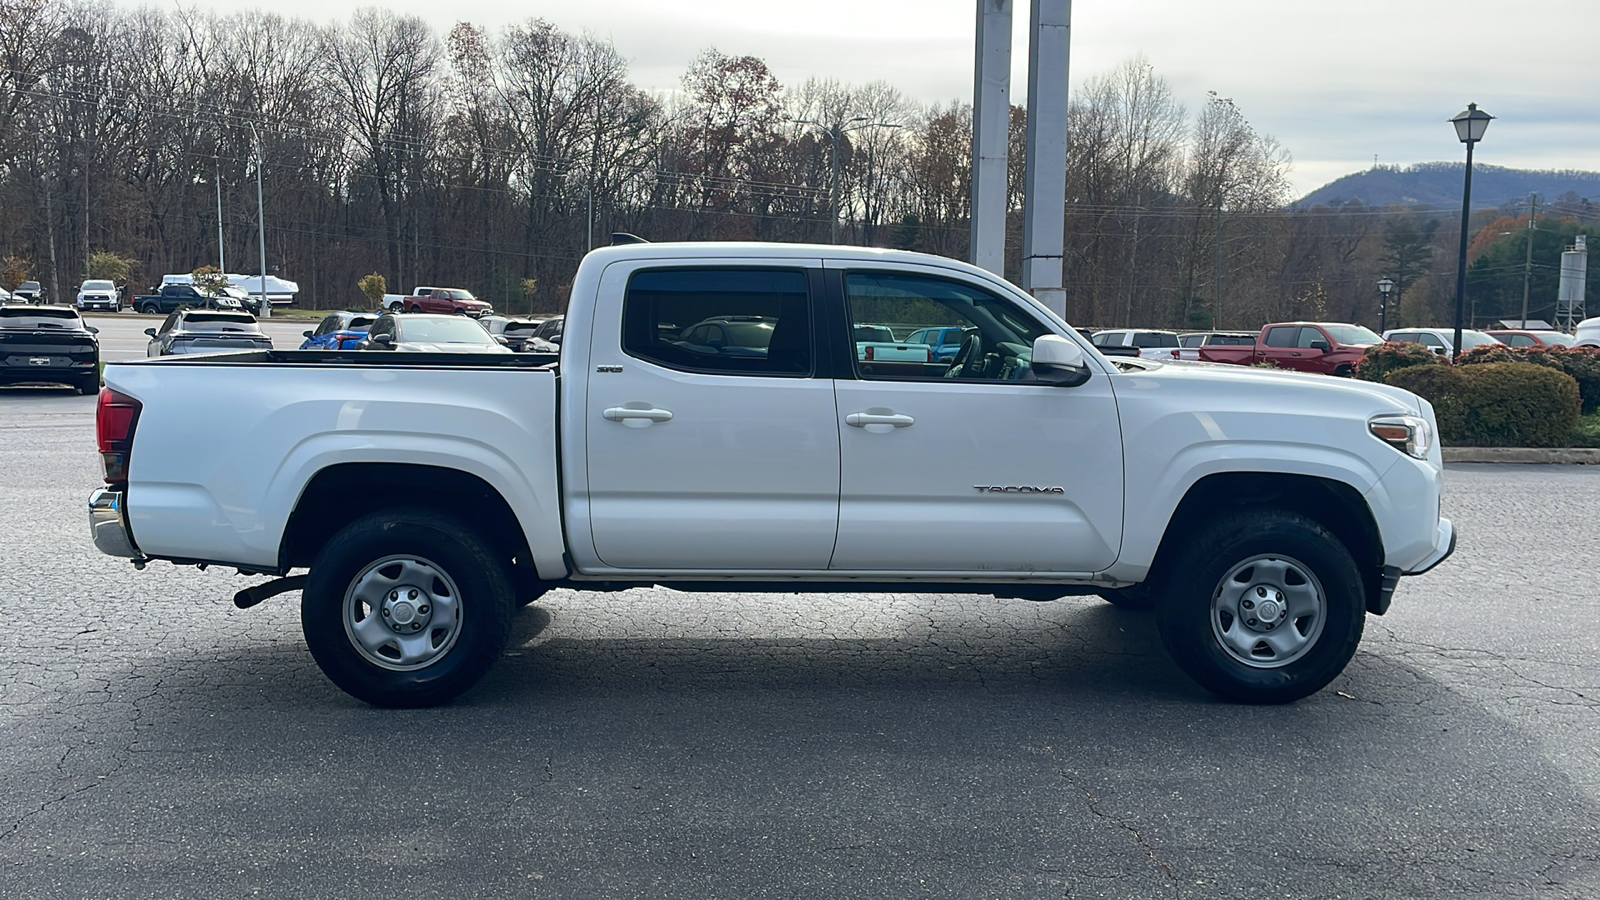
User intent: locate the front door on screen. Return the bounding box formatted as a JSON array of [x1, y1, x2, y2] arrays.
[[583, 261, 840, 571], [829, 265, 1124, 574]]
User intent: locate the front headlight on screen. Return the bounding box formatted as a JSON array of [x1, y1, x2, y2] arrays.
[[1369, 414, 1434, 459]]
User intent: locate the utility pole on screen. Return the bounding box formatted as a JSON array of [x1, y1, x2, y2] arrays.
[[216, 161, 225, 274], [795, 117, 900, 244], [246, 122, 269, 318], [1212, 197, 1223, 329], [1520, 192, 1536, 328]]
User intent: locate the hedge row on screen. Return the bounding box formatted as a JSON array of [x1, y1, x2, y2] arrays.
[[1385, 362, 1581, 448]]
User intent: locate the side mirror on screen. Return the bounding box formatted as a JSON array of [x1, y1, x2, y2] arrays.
[[1309, 340, 1331, 352], [303, 330, 314, 338], [493, 335, 510, 346], [370, 333, 393, 348], [86, 326, 99, 334], [144, 328, 157, 337], [1032, 334, 1092, 386], [549, 334, 562, 345]]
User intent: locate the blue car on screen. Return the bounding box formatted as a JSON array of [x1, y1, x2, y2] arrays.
[[904, 326, 967, 362], [300, 311, 378, 349]]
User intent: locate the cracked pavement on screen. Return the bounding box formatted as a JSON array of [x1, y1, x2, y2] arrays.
[[1, 387, 1597, 898]]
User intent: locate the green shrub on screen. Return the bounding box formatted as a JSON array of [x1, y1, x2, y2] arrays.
[[1387, 361, 1580, 447], [1356, 341, 1445, 383], [1458, 344, 1600, 413]]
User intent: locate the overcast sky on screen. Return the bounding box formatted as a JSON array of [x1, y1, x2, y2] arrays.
[[181, 0, 1600, 199]]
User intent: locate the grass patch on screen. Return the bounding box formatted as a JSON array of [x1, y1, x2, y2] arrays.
[[1569, 412, 1600, 448]]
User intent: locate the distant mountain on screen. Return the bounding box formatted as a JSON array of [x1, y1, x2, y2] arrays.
[[1296, 163, 1600, 211]]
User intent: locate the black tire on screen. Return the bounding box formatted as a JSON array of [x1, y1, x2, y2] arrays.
[[1333, 364, 1354, 378], [1156, 509, 1364, 704], [77, 377, 99, 395], [137, 302, 158, 315], [301, 508, 515, 707], [1097, 582, 1157, 611]]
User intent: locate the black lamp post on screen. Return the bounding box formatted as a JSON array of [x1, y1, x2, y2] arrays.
[[1449, 102, 1493, 357], [1377, 277, 1394, 334]]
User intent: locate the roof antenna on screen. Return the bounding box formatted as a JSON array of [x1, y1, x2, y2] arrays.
[[611, 232, 649, 245]]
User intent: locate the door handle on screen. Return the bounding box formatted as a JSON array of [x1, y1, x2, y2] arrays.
[[845, 411, 915, 428], [604, 406, 673, 425]]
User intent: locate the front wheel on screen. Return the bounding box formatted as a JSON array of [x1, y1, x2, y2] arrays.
[[1156, 509, 1365, 704], [301, 509, 514, 707]]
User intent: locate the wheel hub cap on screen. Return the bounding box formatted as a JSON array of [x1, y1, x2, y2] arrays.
[[382, 586, 433, 633], [1210, 554, 1327, 669]]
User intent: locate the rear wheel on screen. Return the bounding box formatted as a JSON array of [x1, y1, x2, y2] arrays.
[[76, 377, 99, 395], [301, 509, 514, 707], [137, 302, 158, 315], [407, 304, 422, 314], [1156, 509, 1365, 704]]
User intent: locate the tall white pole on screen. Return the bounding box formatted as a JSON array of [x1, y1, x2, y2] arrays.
[[1020, 0, 1070, 317], [970, 0, 1012, 276], [215, 162, 225, 274], [247, 122, 269, 318]]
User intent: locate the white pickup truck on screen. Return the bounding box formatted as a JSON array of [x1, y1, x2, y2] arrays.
[[88, 242, 1455, 707]]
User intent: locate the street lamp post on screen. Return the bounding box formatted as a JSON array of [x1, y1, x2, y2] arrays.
[[246, 121, 269, 319], [1449, 102, 1492, 356], [795, 116, 901, 243], [1377, 277, 1394, 334]]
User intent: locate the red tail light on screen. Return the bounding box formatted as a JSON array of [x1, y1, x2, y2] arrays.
[[96, 388, 142, 484]]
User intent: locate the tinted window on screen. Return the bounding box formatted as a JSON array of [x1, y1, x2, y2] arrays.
[[1132, 332, 1178, 348], [1263, 326, 1297, 348], [1092, 331, 1125, 346], [1296, 327, 1325, 348], [623, 268, 811, 375], [1212, 334, 1255, 345], [844, 271, 1049, 382]]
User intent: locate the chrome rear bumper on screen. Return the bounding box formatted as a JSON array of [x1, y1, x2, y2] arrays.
[[88, 489, 141, 558]]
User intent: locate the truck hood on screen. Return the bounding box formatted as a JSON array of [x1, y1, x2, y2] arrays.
[[1112, 358, 1424, 416]]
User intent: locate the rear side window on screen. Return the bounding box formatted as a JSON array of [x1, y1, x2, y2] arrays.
[[623, 268, 812, 376], [1132, 332, 1178, 348], [1263, 326, 1297, 348]]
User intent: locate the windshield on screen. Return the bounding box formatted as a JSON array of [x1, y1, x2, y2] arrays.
[[1323, 324, 1382, 345], [1535, 332, 1575, 347], [1459, 330, 1502, 349], [399, 317, 496, 344], [441, 289, 477, 301], [82, 280, 114, 291]]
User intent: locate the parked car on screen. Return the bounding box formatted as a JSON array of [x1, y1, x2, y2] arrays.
[[392, 286, 493, 317], [904, 325, 966, 362], [300, 312, 378, 350], [1382, 328, 1503, 356], [531, 314, 564, 345], [145, 309, 272, 356], [1091, 329, 1183, 359], [89, 240, 1455, 708], [1173, 331, 1256, 361], [0, 304, 99, 393], [12, 281, 44, 303], [356, 313, 513, 353], [76, 279, 120, 312], [1197, 322, 1383, 376], [672, 315, 777, 359], [1483, 329, 1576, 348], [133, 283, 242, 315], [1575, 317, 1600, 348], [480, 316, 558, 353]]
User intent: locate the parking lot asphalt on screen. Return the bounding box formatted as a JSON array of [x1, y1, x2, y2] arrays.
[[1, 387, 1597, 898]]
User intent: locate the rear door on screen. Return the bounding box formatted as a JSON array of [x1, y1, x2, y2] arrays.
[[582, 260, 840, 571]]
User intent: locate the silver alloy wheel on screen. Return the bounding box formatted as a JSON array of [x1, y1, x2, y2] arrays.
[[1210, 554, 1326, 669], [341, 554, 464, 671]]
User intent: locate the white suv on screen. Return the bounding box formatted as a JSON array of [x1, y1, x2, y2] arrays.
[[1091, 329, 1182, 359], [1574, 317, 1600, 348], [1382, 328, 1503, 355]]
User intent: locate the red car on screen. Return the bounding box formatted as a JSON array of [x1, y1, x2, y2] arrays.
[[1195, 322, 1382, 376], [400, 286, 492, 318], [1483, 330, 1576, 348]]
